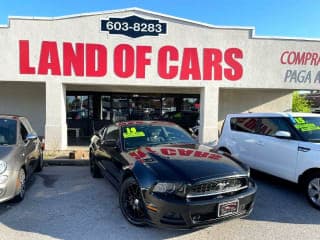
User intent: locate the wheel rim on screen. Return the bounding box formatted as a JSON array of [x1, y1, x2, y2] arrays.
[[308, 178, 320, 207], [122, 182, 145, 222], [18, 169, 26, 198]]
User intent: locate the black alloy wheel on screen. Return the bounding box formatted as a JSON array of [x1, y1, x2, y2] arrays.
[[119, 177, 146, 226], [90, 152, 102, 178], [35, 149, 44, 172], [305, 173, 320, 210]]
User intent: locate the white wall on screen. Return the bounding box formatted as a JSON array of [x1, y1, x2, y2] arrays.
[[0, 82, 45, 136], [218, 89, 293, 129], [0, 8, 319, 91]]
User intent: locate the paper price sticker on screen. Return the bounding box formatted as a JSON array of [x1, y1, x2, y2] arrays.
[[123, 127, 145, 138]]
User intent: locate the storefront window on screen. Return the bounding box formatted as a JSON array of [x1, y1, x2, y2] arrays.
[[131, 94, 161, 120], [66, 92, 200, 144], [101, 95, 112, 120], [162, 97, 176, 115], [182, 97, 200, 111], [112, 96, 131, 122], [66, 96, 90, 120]]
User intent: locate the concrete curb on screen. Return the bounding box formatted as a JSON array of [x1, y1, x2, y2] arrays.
[[44, 159, 89, 166]]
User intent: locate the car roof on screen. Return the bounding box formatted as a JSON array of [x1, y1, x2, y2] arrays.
[[226, 112, 320, 118], [116, 120, 177, 127], [0, 114, 23, 120]]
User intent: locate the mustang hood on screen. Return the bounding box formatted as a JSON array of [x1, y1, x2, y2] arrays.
[[127, 145, 248, 183]]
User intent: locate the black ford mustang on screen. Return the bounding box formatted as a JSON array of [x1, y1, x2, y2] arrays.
[[89, 121, 256, 229]]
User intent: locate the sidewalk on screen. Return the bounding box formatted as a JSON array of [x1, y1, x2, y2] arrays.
[[44, 158, 89, 166], [44, 148, 89, 166]]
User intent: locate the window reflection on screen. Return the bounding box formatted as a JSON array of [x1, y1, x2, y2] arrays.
[[66, 96, 90, 120], [66, 92, 200, 141]]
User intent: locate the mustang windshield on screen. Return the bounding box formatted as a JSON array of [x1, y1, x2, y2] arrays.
[[292, 117, 320, 143], [0, 119, 17, 145], [122, 124, 196, 150]]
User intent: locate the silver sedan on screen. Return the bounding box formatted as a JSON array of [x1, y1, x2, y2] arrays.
[[0, 115, 44, 203]]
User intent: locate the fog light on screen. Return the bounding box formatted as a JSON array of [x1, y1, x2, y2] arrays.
[[0, 175, 8, 184]]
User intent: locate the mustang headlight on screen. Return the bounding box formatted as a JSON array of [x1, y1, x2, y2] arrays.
[[152, 182, 186, 197], [0, 161, 7, 174]]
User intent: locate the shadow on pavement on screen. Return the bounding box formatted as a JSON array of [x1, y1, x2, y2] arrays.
[[247, 170, 320, 224], [0, 166, 319, 240]]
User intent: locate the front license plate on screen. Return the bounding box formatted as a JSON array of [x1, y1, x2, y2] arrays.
[[218, 200, 239, 217]]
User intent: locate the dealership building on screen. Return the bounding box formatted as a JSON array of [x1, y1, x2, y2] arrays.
[[0, 8, 319, 150]]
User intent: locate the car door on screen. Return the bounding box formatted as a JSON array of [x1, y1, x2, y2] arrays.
[[227, 117, 260, 166], [99, 125, 123, 185], [250, 117, 299, 182]]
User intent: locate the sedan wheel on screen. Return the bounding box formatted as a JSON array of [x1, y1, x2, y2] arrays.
[[305, 173, 320, 209], [14, 168, 26, 202], [119, 177, 146, 226]]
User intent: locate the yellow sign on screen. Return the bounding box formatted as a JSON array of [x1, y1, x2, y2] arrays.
[[123, 127, 146, 138], [294, 117, 320, 132]]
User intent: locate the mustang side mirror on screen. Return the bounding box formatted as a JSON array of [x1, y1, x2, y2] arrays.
[[274, 131, 291, 139]]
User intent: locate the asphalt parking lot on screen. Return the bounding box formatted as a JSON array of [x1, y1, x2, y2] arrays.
[[0, 166, 319, 240]]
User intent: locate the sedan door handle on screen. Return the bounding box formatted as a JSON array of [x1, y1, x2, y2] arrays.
[[298, 146, 310, 152]]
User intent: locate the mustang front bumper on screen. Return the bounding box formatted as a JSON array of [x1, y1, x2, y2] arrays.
[[142, 180, 257, 229]]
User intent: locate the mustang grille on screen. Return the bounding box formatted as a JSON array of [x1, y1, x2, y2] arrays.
[[187, 177, 248, 198]]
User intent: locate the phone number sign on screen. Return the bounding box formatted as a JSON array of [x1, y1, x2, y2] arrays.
[[101, 15, 167, 38]]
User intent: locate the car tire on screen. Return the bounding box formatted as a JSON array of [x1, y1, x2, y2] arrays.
[[304, 172, 320, 210], [90, 152, 102, 178], [35, 150, 44, 172], [119, 177, 146, 226], [13, 168, 26, 202]]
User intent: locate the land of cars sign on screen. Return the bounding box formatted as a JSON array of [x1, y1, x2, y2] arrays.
[[101, 15, 167, 38], [19, 40, 244, 81]]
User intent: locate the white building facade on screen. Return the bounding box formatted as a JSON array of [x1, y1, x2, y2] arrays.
[[0, 8, 319, 150]]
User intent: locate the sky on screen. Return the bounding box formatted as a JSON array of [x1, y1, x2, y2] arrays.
[[0, 0, 319, 39]]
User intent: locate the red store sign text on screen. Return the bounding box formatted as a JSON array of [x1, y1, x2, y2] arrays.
[[19, 40, 243, 81]]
